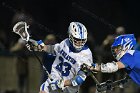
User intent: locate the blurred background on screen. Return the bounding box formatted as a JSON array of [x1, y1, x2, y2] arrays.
[[0, 0, 140, 93]]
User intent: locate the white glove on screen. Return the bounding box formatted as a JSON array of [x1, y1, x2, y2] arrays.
[[49, 79, 65, 91], [26, 39, 45, 51]]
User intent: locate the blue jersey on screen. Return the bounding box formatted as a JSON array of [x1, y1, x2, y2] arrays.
[[120, 50, 140, 86]]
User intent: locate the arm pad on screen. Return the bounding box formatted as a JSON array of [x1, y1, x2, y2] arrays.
[[101, 62, 118, 73], [71, 71, 86, 86]]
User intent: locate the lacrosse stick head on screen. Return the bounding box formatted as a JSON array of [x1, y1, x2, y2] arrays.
[[13, 21, 30, 41]]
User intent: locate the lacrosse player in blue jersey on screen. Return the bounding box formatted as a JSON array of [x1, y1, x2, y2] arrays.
[[86, 34, 140, 86], [22, 22, 93, 93]]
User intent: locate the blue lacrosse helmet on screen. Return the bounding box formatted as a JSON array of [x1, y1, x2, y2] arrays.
[[111, 34, 136, 60]]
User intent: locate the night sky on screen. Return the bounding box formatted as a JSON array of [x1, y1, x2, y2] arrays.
[[0, 0, 140, 46]]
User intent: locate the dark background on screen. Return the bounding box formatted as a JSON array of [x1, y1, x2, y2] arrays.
[[0, 0, 140, 93], [0, 0, 140, 48]]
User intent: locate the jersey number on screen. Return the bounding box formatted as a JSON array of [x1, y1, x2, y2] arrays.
[[56, 56, 72, 76]]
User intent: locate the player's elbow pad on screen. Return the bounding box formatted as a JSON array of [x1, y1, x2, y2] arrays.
[[71, 74, 86, 86], [101, 62, 118, 73]]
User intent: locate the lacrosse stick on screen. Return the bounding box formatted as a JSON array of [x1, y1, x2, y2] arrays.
[[81, 64, 129, 93], [13, 22, 70, 92], [95, 76, 129, 93], [13, 21, 53, 81], [13, 21, 30, 41], [81, 63, 100, 85]]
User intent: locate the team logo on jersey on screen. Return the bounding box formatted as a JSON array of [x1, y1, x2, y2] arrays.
[[59, 49, 76, 64]]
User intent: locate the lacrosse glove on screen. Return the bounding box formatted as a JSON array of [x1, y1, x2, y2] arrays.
[[26, 39, 45, 51], [49, 79, 65, 91]]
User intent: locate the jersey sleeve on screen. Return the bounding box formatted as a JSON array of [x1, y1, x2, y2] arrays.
[[53, 43, 60, 55], [45, 44, 60, 55], [120, 53, 135, 69], [46, 39, 66, 55]]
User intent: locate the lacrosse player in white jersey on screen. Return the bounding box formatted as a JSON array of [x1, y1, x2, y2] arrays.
[[25, 22, 93, 93]]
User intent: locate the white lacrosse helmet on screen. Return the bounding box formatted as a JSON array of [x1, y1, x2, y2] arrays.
[[68, 22, 87, 51]]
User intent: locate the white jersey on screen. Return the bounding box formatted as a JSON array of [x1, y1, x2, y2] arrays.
[[41, 38, 93, 93]]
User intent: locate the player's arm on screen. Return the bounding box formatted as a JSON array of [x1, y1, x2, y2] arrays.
[[64, 50, 93, 86], [85, 61, 125, 73], [59, 71, 87, 87], [26, 39, 56, 54], [63, 73, 86, 87], [53, 79, 80, 87], [43, 45, 55, 54], [49, 71, 86, 91]]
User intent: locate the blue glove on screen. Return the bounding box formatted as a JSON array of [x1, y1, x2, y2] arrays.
[[71, 71, 87, 86]]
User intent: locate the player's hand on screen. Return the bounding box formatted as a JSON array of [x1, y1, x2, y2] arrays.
[[81, 63, 99, 73], [26, 43, 33, 51], [80, 63, 90, 74], [49, 79, 65, 91], [90, 63, 100, 72], [26, 40, 45, 51]]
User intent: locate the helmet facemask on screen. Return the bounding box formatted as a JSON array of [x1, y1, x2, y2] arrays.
[[68, 22, 88, 52], [111, 40, 134, 60], [111, 45, 124, 60], [111, 34, 136, 61], [69, 34, 87, 51]]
